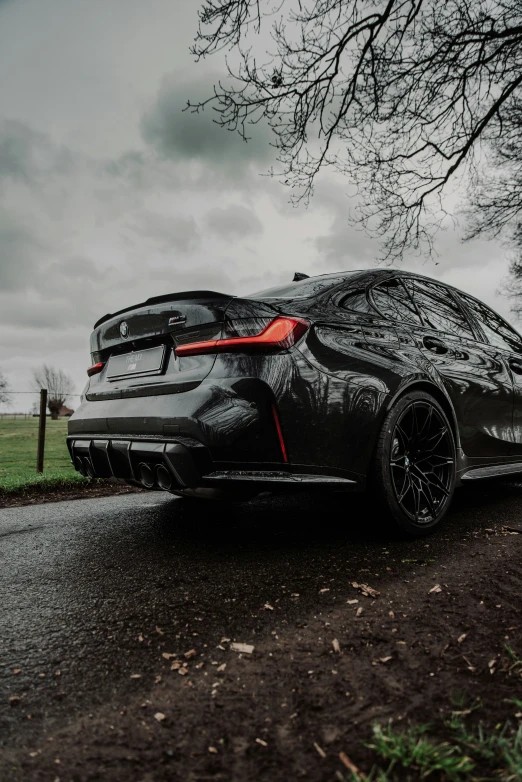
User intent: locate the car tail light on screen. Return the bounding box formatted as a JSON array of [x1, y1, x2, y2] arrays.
[[87, 361, 105, 377], [174, 316, 309, 357]]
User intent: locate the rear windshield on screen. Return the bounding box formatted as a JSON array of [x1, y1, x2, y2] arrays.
[[245, 272, 362, 299]]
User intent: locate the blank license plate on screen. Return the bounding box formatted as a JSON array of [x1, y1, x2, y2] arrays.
[[107, 346, 166, 379]]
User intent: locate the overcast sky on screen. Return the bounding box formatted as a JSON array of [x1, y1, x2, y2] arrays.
[[0, 0, 514, 411]]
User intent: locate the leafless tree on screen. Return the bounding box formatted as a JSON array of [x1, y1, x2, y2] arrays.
[[0, 371, 11, 407], [32, 365, 74, 420], [189, 0, 522, 260]]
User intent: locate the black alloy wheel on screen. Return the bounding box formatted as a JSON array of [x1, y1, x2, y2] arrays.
[[372, 390, 456, 537]]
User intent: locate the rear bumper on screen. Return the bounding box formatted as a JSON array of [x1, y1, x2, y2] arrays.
[[67, 436, 359, 492], [68, 370, 366, 491]]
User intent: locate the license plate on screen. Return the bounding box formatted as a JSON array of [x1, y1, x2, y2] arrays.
[[107, 346, 166, 379]]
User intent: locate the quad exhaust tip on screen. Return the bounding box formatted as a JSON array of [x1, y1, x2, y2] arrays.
[[75, 456, 86, 477], [156, 464, 173, 491], [83, 458, 95, 479], [138, 462, 155, 489]]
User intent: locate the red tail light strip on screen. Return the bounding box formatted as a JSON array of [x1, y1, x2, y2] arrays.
[[175, 316, 309, 357], [87, 362, 105, 377], [272, 403, 289, 463]]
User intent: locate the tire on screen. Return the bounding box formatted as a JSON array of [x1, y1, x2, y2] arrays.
[[371, 390, 456, 537]]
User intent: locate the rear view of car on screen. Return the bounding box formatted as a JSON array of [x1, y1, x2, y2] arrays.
[[67, 285, 347, 502], [70, 269, 522, 538]]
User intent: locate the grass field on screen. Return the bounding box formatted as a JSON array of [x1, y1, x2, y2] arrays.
[[0, 417, 88, 493]]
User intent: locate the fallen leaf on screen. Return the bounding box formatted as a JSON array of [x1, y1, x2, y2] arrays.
[[217, 663, 226, 672], [230, 642, 254, 654], [332, 639, 341, 654], [171, 661, 181, 670], [155, 626, 164, 635], [388, 610, 395, 618], [154, 712, 166, 722], [208, 746, 218, 754], [154, 675, 162, 684], [319, 588, 330, 593], [380, 656, 393, 663], [184, 649, 197, 660], [221, 637, 231, 643], [162, 653, 177, 660], [130, 674, 142, 679], [9, 696, 21, 706], [177, 667, 189, 676], [429, 584, 442, 594], [255, 738, 268, 747], [264, 603, 274, 611], [138, 634, 144, 642], [356, 607, 363, 617], [13, 669, 21, 675], [346, 599, 359, 605], [313, 742, 326, 759], [458, 633, 467, 644], [351, 582, 380, 598]]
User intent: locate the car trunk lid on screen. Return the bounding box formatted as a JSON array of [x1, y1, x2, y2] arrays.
[[88, 292, 234, 395]]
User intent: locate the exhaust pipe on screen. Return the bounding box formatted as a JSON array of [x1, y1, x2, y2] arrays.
[[83, 458, 95, 478], [75, 456, 86, 476], [156, 464, 173, 491], [138, 462, 155, 488]]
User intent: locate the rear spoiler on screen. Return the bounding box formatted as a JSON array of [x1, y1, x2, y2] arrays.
[[93, 291, 234, 329]]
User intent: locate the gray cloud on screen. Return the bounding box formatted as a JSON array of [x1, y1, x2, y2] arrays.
[[0, 119, 74, 188], [0, 211, 48, 291], [133, 211, 200, 253], [141, 73, 274, 180], [206, 204, 263, 239]]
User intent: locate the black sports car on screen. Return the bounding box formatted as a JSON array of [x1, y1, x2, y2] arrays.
[[68, 269, 522, 536]]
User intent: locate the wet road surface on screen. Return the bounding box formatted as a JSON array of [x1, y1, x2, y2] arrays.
[[1, 484, 522, 780]]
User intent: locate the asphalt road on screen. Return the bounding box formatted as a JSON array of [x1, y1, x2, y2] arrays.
[[1, 483, 522, 780]]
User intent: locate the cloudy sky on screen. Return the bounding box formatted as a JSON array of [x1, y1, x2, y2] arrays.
[[0, 0, 514, 411]]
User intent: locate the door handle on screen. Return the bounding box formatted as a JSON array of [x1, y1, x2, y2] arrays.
[[423, 336, 448, 355], [509, 359, 522, 375]]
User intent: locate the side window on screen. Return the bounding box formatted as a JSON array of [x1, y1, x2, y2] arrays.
[[459, 294, 522, 354], [339, 289, 373, 314], [371, 279, 422, 325], [407, 279, 475, 339]]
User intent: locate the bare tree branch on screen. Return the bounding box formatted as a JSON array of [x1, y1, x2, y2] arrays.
[[190, 0, 522, 260]]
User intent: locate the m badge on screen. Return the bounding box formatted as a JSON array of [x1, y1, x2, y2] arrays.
[[168, 314, 187, 326]]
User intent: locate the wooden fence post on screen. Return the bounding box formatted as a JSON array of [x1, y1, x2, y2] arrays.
[[36, 388, 47, 474]]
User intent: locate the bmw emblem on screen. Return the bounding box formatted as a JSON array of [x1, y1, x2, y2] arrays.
[[120, 321, 129, 338]]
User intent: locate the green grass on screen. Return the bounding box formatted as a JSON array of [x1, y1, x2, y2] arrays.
[[0, 417, 88, 494], [343, 719, 522, 781]]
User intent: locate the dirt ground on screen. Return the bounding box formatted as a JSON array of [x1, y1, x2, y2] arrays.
[[0, 480, 142, 509], [1, 483, 522, 781]]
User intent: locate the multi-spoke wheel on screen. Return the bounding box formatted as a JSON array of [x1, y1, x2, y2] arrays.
[[372, 391, 456, 537]]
